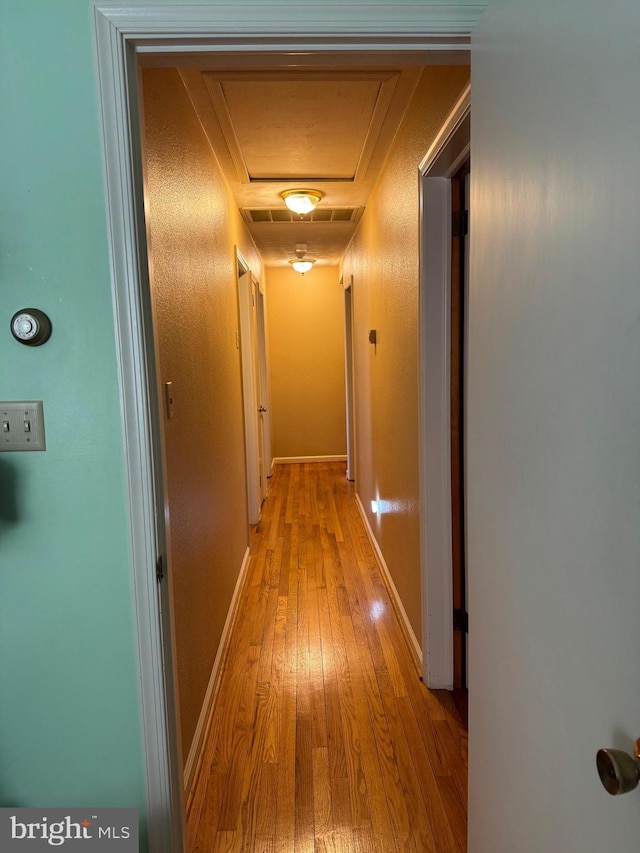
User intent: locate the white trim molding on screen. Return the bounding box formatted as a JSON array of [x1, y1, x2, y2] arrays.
[[95, 4, 484, 44], [273, 455, 347, 465], [92, 7, 476, 850], [183, 547, 252, 800], [418, 83, 470, 689], [355, 496, 423, 668], [236, 250, 262, 524], [93, 9, 186, 853]]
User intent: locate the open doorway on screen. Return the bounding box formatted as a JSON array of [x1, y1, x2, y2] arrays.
[[254, 280, 272, 488], [343, 277, 356, 482], [419, 85, 470, 691], [450, 158, 470, 692], [236, 251, 267, 523], [93, 7, 475, 850]]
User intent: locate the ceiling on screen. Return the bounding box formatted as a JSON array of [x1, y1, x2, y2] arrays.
[[178, 62, 429, 268]]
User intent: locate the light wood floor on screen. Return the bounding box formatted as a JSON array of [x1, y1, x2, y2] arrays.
[[187, 462, 467, 853]]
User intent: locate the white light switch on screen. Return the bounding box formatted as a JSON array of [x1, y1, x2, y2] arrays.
[[0, 402, 46, 451]]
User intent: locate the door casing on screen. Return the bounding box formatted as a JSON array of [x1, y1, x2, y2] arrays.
[[237, 249, 263, 523], [92, 5, 479, 849], [419, 85, 470, 688], [343, 278, 356, 482], [251, 275, 268, 504]]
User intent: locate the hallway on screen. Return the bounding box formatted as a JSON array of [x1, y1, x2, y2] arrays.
[[186, 462, 467, 853]]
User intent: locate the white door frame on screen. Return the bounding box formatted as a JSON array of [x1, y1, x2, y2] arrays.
[[250, 274, 268, 503], [236, 249, 262, 523], [92, 5, 480, 849], [343, 276, 356, 482], [255, 280, 273, 478], [418, 85, 471, 688]]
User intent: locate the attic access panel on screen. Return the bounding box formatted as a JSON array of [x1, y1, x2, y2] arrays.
[[200, 70, 400, 184]]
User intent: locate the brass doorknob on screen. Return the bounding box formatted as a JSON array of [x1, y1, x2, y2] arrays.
[[596, 739, 640, 795]]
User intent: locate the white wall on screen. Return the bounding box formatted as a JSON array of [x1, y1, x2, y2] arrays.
[[469, 0, 640, 850]]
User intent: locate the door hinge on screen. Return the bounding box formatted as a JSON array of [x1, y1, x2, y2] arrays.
[[453, 608, 468, 633], [156, 554, 165, 583]]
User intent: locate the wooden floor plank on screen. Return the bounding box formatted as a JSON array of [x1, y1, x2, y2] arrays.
[[216, 645, 261, 831], [437, 776, 467, 853], [187, 462, 467, 852], [312, 746, 333, 839], [317, 574, 348, 782]]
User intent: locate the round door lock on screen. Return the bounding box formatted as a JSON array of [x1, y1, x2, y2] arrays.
[[10, 309, 52, 346]]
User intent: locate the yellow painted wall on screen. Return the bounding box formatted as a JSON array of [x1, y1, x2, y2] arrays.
[[142, 68, 262, 763], [343, 66, 469, 644], [266, 265, 347, 459]]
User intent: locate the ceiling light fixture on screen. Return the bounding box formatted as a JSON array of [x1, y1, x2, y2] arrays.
[[280, 189, 324, 216], [290, 258, 315, 274], [289, 244, 316, 275]]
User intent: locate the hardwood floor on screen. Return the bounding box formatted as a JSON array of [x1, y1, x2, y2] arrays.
[[187, 462, 467, 853]]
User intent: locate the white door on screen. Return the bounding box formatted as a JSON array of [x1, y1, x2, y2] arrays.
[[469, 0, 640, 851], [251, 277, 268, 504], [344, 282, 356, 482], [237, 253, 261, 524]]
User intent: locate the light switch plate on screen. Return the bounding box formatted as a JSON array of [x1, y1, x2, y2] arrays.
[[0, 401, 46, 451]]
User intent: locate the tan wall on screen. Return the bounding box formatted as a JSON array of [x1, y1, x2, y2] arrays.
[[343, 66, 469, 644], [266, 265, 347, 459], [142, 68, 262, 763]]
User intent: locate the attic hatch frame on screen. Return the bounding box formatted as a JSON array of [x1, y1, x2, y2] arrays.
[[92, 4, 478, 850]]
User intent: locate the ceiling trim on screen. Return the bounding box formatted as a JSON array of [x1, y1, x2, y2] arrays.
[[202, 75, 251, 182], [96, 4, 484, 43], [199, 69, 401, 81], [354, 73, 398, 182]]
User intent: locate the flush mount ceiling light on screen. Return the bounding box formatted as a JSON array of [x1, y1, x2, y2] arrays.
[[280, 189, 324, 216], [290, 258, 316, 274], [289, 244, 316, 275]]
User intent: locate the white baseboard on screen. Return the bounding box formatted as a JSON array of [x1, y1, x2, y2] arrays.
[[354, 494, 423, 668], [273, 455, 347, 465], [183, 546, 252, 799]]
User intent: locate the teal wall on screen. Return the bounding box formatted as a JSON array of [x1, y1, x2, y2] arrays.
[[0, 0, 145, 826], [0, 0, 486, 844]]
